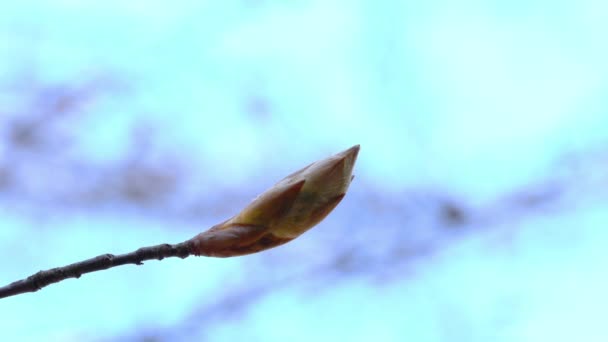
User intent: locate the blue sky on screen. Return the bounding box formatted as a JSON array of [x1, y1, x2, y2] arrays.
[[1, 1, 607, 341]]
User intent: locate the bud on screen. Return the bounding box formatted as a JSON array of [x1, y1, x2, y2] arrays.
[[190, 145, 360, 257]]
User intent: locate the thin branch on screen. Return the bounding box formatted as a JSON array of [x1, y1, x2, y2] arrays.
[[0, 145, 360, 300], [0, 241, 194, 299]]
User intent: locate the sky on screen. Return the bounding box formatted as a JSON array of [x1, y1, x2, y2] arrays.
[[0, 1, 607, 341]]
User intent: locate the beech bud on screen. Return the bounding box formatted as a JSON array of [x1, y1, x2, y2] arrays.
[[190, 145, 360, 257]]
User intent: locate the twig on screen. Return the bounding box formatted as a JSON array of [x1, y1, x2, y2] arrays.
[[0, 145, 359, 300], [0, 241, 193, 299]]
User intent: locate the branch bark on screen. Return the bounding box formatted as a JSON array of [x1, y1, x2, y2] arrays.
[[0, 241, 193, 299]]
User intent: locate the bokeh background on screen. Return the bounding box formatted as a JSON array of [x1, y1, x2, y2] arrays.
[[1, 1, 608, 341]]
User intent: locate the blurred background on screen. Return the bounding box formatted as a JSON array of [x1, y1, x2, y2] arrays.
[[1, 1, 607, 341]]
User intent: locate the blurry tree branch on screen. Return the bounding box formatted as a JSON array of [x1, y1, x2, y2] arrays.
[[1, 71, 606, 342]]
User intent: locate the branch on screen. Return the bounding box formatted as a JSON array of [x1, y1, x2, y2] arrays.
[[0, 242, 193, 299], [0, 145, 359, 300]]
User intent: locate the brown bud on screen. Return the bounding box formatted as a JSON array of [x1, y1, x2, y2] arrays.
[[190, 145, 360, 257]]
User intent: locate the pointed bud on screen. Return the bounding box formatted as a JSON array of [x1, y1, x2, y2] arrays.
[[190, 145, 360, 257]]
